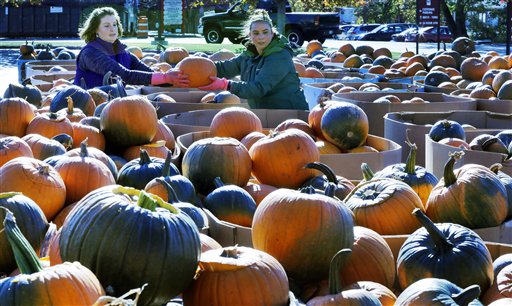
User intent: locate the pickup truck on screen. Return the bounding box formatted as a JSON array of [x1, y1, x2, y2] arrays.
[[198, 1, 341, 46]]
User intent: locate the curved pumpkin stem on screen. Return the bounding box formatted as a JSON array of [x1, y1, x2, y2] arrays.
[[213, 177, 225, 189], [328, 249, 352, 295], [360, 163, 374, 181], [443, 151, 464, 187], [404, 130, 417, 175], [451, 285, 481, 306], [305, 162, 338, 184], [489, 163, 502, 175], [162, 150, 173, 177], [412, 208, 453, 252], [2, 207, 44, 274], [112, 186, 179, 214], [138, 149, 152, 165]]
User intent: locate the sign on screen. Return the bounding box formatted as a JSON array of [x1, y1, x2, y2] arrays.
[[50, 6, 63, 14], [163, 0, 182, 26], [417, 0, 439, 27]]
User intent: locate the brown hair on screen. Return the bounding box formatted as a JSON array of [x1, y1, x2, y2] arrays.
[[243, 9, 277, 37], [79, 7, 124, 43]]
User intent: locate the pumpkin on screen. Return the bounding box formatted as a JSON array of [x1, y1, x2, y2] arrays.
[[209, 107, 263, 140], [123, 140, 169, 161], [87, 87, 109, 106], [159, 47, 189, 65], [0, 97, 36, 137], [308, 100, 335, 137], [183, 246, 289, 306], [426, 152, 507, 228], [53, 145, 116, 204], [320, 101, 369, 150], [59, 186, 201, 306], [397, 208, 493, 292], [55, 96, 87, 123], [482, 263, 512, 304], [70, 122, 105, 151], [52, 133, 73, 150], [52, 202, 78, 229], [496, 130, 512, 148], [252, 187, 354, 283], [249, 129, 320, 189], [428, 119, 466, 142], [65, 140, 118, 179], [490, 163, 512, 219], [182, 137, 252, 195], [204, 177, 256, 227], [302, 162, 355, 201], [3, 83, 42, 107], [118, 149, 179, 190], [0, 136, 33, 167], [274, 118, 316, 140], [49, 85, 95, 116], [25, 112, 74, 139], [48, 228, 62, 265], [469, 134, 509, 155], [344, 178, 424, 235], [145, 174, 202, 208], [22, 133, 67, 160], [152, 119, 176, 150], [175, 56, 217, 88], [0, 157, 66, 220], [240, 131, 266, 151], [438, 137, 470, 149], [0, 193, 49, 276], [199, 233, 222, 253], [79, 116, 101, 129], [0, 209, 105, 304], [395, 278, 482, 306], [100, 95, 158, 149], [372, 140, 439, 206], [343, 281, 397, 306], [242, 182, 277, 206], [306, 250, 382, 306]]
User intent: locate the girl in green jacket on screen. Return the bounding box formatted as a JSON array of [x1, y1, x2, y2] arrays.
[[199, 9, 308, 110]]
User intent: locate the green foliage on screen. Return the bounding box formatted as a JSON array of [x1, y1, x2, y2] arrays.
[[0, 0, 42, 6]]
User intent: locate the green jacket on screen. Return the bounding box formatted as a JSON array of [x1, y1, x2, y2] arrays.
[[216, 34, 308, 110]]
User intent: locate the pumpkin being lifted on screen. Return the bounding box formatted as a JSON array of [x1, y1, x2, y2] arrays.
[[175, 56, 217, 88]]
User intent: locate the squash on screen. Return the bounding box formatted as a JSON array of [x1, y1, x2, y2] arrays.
[[428, 119, 465, 142], [65, 139, 118, 179], [242, 182, 277, 206], [55, 96, 87, 123], [183, 246, 289, 306], [252, 187, 354, 283], [25, 112, 74, 139], [175, 56, 217, 88], [397, 208, 493, 292], [343, 281, 397, 306], [302, 162, 355, 201], [426, 152, 507, 228], [123, 140, 169, 161], [49, 85, 95, 116], [0, 209, 104, 304], [209, 107, 263, 140], [145, 172, 202, 208], [320, 101, 369, 150], [22, 133, 67, 160], [59, 185, 201, 306], [3, 83, 42, 107], [308, 100, 335, 137], [0, 97, 36, 137], [489, 163, 512, 219], [482, 263, 512, 304], [0, 136, 33, 167], [70, 122, 105, 151], [274, 118, 316, 140]]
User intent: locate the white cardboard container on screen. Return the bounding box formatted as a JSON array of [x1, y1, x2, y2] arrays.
[[385, 110, 512, 167], [476, 98, 512, 114], [176, 131, 401, 181], [333, 92, 475, 138], [25, 60, 76, 78], [299, 71, 381, 85], [161, 108, 309, 137], [30, 72, 76, 92]]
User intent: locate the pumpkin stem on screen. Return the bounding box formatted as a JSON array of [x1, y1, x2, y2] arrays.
[[489, 163, 502, 174], [300, 185, 317, 194], [451, 285, 481, 306], [67, 96, 74, 114], [404, 130, 417, 175], [324, 182, 337, 198], [139, 149, 152, 165], [0, 192, 23, 200], [328, 249, 352, 295], [48, 112, 58, 120], [156, 178, 180, 204], [360, 163, 374, 181], [305, 162, 338, 184], [79, 138, 90, 158], [443, 151, 464, 187], [1, 207, 44, 274], [113, 186, 179, 214], [412, 208, 453, 251], [220, 246, 239, 259], [213, 177, 225, 189], [38, 165, 50, 175], [137, 190, 158, 211], [162, 150, 173, 177]]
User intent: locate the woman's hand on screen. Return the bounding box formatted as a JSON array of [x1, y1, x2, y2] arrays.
[[198, 76, 229, 91], [151, 69, 190, 87]]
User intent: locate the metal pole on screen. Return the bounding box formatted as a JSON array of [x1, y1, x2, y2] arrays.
[[437, 0, 441, 50], [507, 0, 511, 55], [416, 0, 419, 54]]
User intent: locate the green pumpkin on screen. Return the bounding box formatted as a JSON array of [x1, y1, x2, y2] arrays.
[[50, 85, 95, 116], [395, 278, 482, 306], [489, 163, 512, 219], [320, 102, 369, 150], [426, 152, 508, 228], [0, 193, 49, 276], [302, 162, 355, 200], [59, 185, 200, 306], [397, 209, 493, 293], [428, 119, 465, 142]]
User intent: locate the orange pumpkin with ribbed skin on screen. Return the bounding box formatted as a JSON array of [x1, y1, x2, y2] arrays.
[[240, 131, 266, 151], [0, 97, 36, 137], [0, 157, 66, 220], [175, 56, 217, 88], [48, 228, 62, 265], [183, 246, 289, 306], [308, 100, 335, 137], [152, 120, 175, 150], [274, 118, 316, 140], [21, 133, 66, 161], [306, 40, 323, 57], [100, 95, 158, 148], [159, 47, 189, 65], [65, 141, 118, 179], [249, 129, 320, 189], [482, 263, 512, 304], [344, 178, 424, 235], [315, 138, 343, 154], [460, 57, 489, 82], [123, 140, 169, 161], [242, 182, 278, 206], [26, 112, 74, 139], [0, 136, 33, 167], [52, 202, 78, 229], [56, 97, 86, 123], [70, 122, 105, 151], [343, 281, 397, 306], [199, 233, 222, 254], [210, 107, 263, 140]]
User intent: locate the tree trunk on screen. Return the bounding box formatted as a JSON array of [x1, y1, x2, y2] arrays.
[[275, 0, 287, 36], [442, 0, 468, 38]]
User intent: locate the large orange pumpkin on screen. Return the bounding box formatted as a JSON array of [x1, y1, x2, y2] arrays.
[[70, 122, 105, 151], [175, 56, 217, 88], [210, 107, 263, 140], [25, 112, 73, 139], [159, 47, 189, 65], [0, 97, 36, 137], [21, 133, 66, 161], [0, 136, 33, 167]]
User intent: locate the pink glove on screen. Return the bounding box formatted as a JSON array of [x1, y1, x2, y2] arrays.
[[198, 76, 229, 91], [151, 69, 190, 87]]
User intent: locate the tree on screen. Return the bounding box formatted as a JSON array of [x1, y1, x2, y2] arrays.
[[0, 0, 42, 6]]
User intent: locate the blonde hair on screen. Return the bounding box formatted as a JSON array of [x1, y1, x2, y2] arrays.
[[79, 7, 123, 43], [243, 9, 277, 36]]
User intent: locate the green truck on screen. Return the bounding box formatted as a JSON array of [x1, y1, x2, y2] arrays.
[[198, 1, 341, 46]]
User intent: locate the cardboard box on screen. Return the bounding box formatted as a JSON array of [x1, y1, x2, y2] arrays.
[[176, 131, 401, 181], [385, 110, 511, 167], [204, 209, 252, 247], [304, 82, 418, 110], [477, 98, 512, 114], [300, 71, 381, 85], [25, 60, 76, 78], [333, 92, 475, 138], [29, 72, 77, 92], [161, 108, 309, 137]]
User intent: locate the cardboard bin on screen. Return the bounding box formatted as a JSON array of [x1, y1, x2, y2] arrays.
[[300, 71, 381, 86], [385, 110, 512, 167], [476, 98, 512, 114], [25, 60, 76, 78], [176, 131, 401, 181], [30, 72, 76, 92], [161, 108, 309, 137], [333, 92, 475, 138]]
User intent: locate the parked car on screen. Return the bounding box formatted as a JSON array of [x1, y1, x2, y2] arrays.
[[338, 24, 355, 40], [405, 26, 453, 43], [356, 23, 417, 41], [391, 27, 418, 42], [343, 24, 380, 40]]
